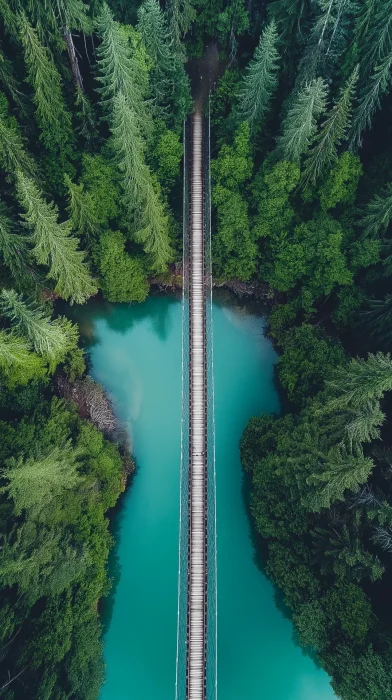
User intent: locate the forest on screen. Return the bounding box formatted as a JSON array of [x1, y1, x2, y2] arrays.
[[0, 0, 391, 698]]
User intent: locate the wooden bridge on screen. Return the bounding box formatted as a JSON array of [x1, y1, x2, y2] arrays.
[[176, 109, 217, 700], [187, 110, 207, 699]]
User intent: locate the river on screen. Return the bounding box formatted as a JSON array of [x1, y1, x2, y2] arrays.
[[75, 292, 335, 700]]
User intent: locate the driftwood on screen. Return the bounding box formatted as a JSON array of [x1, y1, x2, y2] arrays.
[[56, 374, 118, 437], [56, 374, 135, 483]]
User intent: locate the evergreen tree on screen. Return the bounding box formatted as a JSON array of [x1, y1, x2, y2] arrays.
[[0, 49, 29, 116], [110, 92, 172, 271], [268, 0, 310, 60], [355, 0, 377, 45], [96, 3, 149, 130], [325, 353, 392, 411], [277, 78, 328, 162], [307, 445, 374, 511], [0, 96, 36, 178], [18, 13, 72, 153], [351, 0, 392, 146], [238, 21, 280, 131], [360, 183, 392, 238], [135, 177, 172, 271], [54, 0, 92, 32], [75, 86, 97, 143], [351, 57, 392, 148], [0, 329, 43, 378], [0, 289, 68, 360], [1, 445, 81, 516], [345, 401, 385, 447], [16, 171, 97, 304], [365, 296, 392, 347], [65, 174, 100, 239], [110, 92, 145, 210], [0, 0, 19, 42], [302, 67, 358, 186], [8, 0, 90, 37], [167, 0, 195, 52], [358, 0, 392, 83], [137, 0, 191, 124], [0, 202, 29, 283], [137, 0, 173, 101], [297, 0, 356, 83]]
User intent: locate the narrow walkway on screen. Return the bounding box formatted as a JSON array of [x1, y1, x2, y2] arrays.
[[187, 110, 207, 700]]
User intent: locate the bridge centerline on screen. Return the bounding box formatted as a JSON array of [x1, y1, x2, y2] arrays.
[[187, 110, 207, 700], [176, 108, 216, 700]]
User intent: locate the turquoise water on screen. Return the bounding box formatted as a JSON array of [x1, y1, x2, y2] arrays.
[[77, 294, 335, 700]]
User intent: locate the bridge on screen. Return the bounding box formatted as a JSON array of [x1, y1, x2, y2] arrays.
[[175, 109, 217, 700]]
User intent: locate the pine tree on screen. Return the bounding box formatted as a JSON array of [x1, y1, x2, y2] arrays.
[[325, 352, 392, 411], [1, 445, 81, 516], [350, 0, 392, 146], [0, 97, 36, 178], [137, 0, 191, 124], [95, 3, 149, 130], [0, 202, 29, 283], [301, 67, 358, 186], [18, 12, 72, 151], [137, 0, 173, 97], [355, 0, 377, 44], [135, 178, 172, 271], [0, 49, 29, 116], [345, 401, 385, 447], [110, 92, 172, 271], [110, 92, 146, 210], [277, 78, 328, 162], [16, 171, 97, 304], [54, 0, 92, 33], [297, 0, 356, 84], [238, 21, 280, 130], [0, 289, 68, 360], [0, 0, 19, 42], [0, 329, 41, 376], [307, 444, 374, 511], [65, 174, 100, 239], [268, 0, 310, 59], [360, 183, 392, 238], [75, 87, 97, 143], [351, 57, 392, 148], [364, 296, 392, 347], [167, 0, 195, 52], [358, 0, 392, 83]]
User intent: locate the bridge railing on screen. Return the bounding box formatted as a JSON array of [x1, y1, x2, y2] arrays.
[[204, 100, 217, 700], [176, 117, 191, 700], [176, 108, 217, 700]]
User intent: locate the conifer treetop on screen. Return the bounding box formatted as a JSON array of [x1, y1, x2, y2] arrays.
[[238, 20, 280, 130]]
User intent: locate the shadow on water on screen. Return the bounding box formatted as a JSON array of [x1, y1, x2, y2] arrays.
[[70, 292, 181, 345]]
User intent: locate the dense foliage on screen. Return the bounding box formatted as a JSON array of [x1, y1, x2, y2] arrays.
[[0, 0, 190, 696], [2, 0, 392, 697], [199, 1, 392, 698]]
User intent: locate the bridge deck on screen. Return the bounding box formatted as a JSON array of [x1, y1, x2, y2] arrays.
[[187, 110, 207, 700]]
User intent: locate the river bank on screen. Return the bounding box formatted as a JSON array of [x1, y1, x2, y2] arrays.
[[73, 292, 335, 700], [150, 270, 277, 302]]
